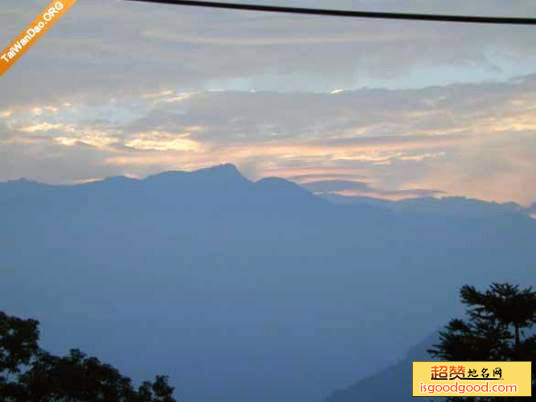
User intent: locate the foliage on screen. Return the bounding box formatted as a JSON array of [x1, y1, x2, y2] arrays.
[[0, 311, 176, 402], [429, 283, 536, 402]]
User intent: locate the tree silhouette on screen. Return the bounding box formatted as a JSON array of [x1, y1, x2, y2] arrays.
[[0, 311, 176, 402], [0, 312, 40, 399], [428, 283, 536, 402]]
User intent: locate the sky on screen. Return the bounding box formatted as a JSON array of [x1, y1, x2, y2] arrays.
[[1, 0, 536, 204]]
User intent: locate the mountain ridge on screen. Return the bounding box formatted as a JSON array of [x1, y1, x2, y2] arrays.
[[1, 164, 535, 402], [1, 164, 533, 219]]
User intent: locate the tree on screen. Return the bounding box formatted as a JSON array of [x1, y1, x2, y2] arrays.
[[428, 283, 536, 402], [0, 311, 40, 399], [0, 311, 176, 402]]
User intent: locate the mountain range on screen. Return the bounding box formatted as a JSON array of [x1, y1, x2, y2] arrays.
[[1, 164, 534, 402]]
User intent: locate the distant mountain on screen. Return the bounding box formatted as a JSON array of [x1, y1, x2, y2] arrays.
[[326, 333, 439, 402], [1, 164, 535, 402], [320, 193, 528, 219]]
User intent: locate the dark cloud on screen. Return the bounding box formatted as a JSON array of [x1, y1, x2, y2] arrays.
[[300, 179, 443, 200]]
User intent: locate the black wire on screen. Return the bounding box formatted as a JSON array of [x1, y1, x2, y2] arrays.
[[125, 0, 536, 25]]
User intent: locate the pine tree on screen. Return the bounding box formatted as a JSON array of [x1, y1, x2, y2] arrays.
[[429, 283, 536, 402]]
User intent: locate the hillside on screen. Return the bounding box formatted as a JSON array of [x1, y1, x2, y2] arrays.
[[327, 333, 439, 402]]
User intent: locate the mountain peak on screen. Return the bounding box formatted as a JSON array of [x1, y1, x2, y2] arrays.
[[9, 178, 39, 184], [144, 163, 245, 182], [195, 163, 242, 177], [256, 176, 305, 191], [1, 177, 49, 189]]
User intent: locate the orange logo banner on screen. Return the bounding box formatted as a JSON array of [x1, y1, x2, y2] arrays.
[[0, 0, 77, 76]]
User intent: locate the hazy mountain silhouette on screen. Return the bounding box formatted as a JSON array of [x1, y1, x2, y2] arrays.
[[1, 164, 535, 402], [321, 193, 526, 218], [327, 333, 439, 402]]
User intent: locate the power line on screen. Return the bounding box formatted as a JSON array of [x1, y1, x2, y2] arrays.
[[125, 0, 536, 25]]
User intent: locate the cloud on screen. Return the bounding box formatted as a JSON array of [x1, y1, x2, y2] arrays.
[[300, 179, 444, 200], [1, 73, 536, 202], [1, 1, 536, 203], [124, 132, 201, 151], [302, 180, 380, 194], [19, 122, 65, 133], [2, 0, 536, 109]]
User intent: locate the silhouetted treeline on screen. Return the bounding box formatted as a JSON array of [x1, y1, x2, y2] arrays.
[[0, 311, 176, 402]]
